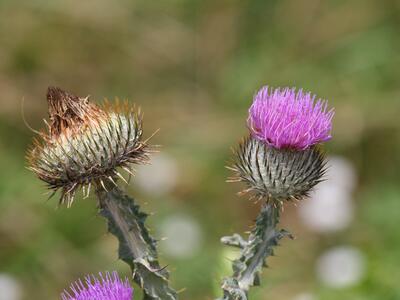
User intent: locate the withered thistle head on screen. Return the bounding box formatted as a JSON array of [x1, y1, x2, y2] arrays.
[[230, 86, 334, 204], [28, 87, 149, 206]]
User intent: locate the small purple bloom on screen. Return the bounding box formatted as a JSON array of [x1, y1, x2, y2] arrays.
[[61, 271, 133, 300], [248, 86, 334, 150]]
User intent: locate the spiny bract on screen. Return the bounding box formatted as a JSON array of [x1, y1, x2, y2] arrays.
[[27, 87, 149, 206], [229, 136, 326, 203]]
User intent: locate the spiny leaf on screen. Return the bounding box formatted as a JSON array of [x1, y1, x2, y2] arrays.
[[218, 204, 290, 300], [97, 186, 177, 300]]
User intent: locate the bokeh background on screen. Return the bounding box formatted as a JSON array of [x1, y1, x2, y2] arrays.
[[0, 0, 399, 299]]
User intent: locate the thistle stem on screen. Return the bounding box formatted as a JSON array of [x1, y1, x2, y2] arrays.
[[96, 184, 178, 300], [218, 203, 292, 300]]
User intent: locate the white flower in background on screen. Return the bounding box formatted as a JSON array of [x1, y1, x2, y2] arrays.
[[316, 246, 365, 288], [0, 274, 22, 300], [159, 214, 203, 259], [299, 185, 354, 232], [298, 156, 356, 233], [326, 156, 357, 192], [134, 153, 178, 196], [292, 292, 316, 300]]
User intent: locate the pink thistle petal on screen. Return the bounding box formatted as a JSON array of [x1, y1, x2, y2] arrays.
[[248, 86, 334, 150], [61, 271, 133, 300]]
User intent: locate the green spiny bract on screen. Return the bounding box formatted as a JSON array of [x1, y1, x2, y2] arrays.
[[27, 87, 149, 206], [229, 136, 326, 204]]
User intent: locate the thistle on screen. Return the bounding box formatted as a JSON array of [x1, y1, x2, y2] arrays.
[[27, 86, 148, 207], [28, 87, 177, 300], [61, 271, 133, 300], [219, 86, 334, 300]]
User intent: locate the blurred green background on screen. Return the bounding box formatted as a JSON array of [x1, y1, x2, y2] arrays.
[[0, 0, 399, 299]]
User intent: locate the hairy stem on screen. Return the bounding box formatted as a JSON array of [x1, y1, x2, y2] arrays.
[[96, 184, 178, 300], [218, 203, 292, 300]]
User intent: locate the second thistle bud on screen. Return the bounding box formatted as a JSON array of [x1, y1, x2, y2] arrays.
[[230, 86, 334, 203]]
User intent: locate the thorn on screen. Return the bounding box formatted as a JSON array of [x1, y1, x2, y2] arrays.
[[225, 166, 237, 171], [43, 119, 51, 130], [238, 188, 252, 196], [21, 96, 42, 136], [66, 193, 74, 208], [100, 179, 108, 192], [42, 190, 52, 196], [108, 176, 118, 187], [176, 287, 187, 294], [122, 166, 135, 177], [154, 264, 169, 273], [143, 128, 160, 144], [115, 171, 129, 185], [226, 178, 242, 183], [84, 182, 91, 199], [46, 190, 57, 201]]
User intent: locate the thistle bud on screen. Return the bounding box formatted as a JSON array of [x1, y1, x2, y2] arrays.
[[27, 87, 149, 206], [230, 86, 334, 203]]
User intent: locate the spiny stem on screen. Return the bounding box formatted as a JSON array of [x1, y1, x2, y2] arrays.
[[218, 203, 292, 300], [96, 184, 178, 300]]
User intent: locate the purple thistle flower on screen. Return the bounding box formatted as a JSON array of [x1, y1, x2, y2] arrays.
[[248, 86, 334, 150], [61, 271, 133, 300]]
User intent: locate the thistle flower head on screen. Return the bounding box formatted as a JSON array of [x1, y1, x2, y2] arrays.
[[230, 86, 334, 203], [248, 86, 334, 150], [61, 271, 133, 300], [27, 87, 149, 206]]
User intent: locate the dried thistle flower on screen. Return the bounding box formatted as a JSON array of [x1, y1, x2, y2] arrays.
[[28, 87, 177, 299], [230, 86, 334, 203], [27, 87, 149, 206], [61, 271, 133, 300]]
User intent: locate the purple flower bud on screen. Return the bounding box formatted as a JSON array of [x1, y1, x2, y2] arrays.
[[248, 86, 334, 150], [61, 271, 133, 300]]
